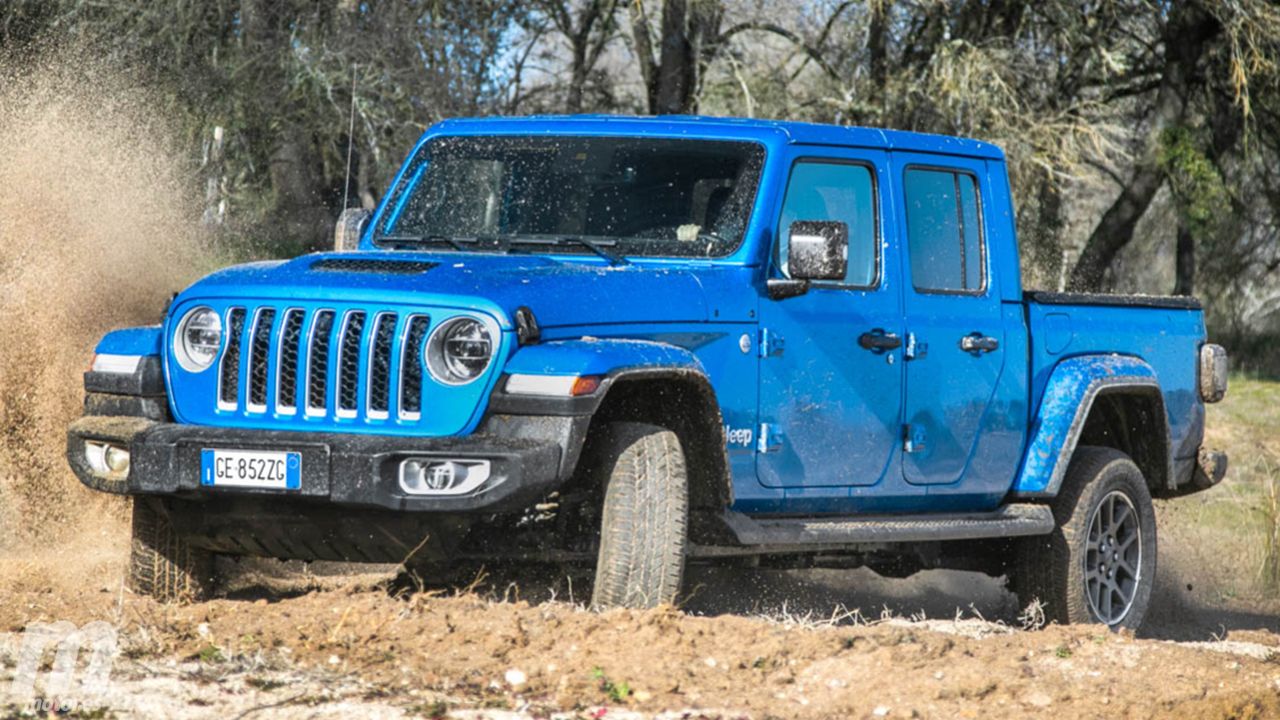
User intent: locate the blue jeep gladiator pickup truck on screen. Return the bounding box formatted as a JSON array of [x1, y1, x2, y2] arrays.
[[68, 116, 1229, 630]]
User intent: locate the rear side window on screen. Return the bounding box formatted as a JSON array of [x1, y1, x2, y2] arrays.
[[903, 168, 983, 293], [777, 161, 878, 287]]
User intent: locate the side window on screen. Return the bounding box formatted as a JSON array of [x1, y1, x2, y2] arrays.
[[903, 168, 984, 293], [777, 161, 877, 287]]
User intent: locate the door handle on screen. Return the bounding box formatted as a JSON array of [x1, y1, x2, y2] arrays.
[[959, 332, 999, 354], [858, 329, 902, 353]]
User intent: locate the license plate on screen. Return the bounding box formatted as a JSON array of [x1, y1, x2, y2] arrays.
[[200, 449, 301, 490]]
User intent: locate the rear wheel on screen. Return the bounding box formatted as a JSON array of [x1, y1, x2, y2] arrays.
[[128, 498, 217, 602], [1013, 446, 1156, 630], [590, 422, 688, 609]]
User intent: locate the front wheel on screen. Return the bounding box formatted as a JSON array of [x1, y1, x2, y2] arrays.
[[590, 422, 688, 609], [128, 498, 217, 602], [1013, 446, 1157, 630]]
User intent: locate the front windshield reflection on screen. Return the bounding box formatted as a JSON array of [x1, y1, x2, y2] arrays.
[[377, 135, 765, 259]]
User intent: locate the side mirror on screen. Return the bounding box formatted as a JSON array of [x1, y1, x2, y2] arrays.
[[334, 208, 371, 252], [787, 220, 848, 281]]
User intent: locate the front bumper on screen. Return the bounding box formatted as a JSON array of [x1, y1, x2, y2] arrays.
[[67, 416, 563, 513]]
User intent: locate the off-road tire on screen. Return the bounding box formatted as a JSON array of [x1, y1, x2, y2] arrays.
[[1013, 446, 1157, 630], [590, 422, 688, 609], [128, 498, 216, 602]]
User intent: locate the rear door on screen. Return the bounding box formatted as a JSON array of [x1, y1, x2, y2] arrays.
[[892, 156, 1008, 486], [756, 147, 904, 489]]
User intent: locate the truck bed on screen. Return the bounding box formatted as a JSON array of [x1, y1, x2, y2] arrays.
[[1023, 290, 1206, 471]]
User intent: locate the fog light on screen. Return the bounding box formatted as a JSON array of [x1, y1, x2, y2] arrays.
[[105, 445, 131, 474], [398, 458, 491, 496], [85, 441, 130, 477]]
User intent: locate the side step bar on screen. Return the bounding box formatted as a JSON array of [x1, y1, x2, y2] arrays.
[[722, 504, 1055, 547]]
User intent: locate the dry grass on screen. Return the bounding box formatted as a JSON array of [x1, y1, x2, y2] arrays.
[[1262, 466, 1280, 594], [1165, 374, 1280, 607]]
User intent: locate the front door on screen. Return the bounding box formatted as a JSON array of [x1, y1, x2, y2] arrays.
[[893, 156, 1007, 486], [757, 149, 904, 489]]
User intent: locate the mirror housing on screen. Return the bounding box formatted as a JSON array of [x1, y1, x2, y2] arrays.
[[334, 208, 371, 252], [787, 220, 848, 281], [766, 278, 810, 300]]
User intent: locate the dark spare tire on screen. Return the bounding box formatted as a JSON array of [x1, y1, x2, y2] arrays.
[[1014, 446, 1157, 630], [590, 422, 688, 609], [128, 498, 217, 602]]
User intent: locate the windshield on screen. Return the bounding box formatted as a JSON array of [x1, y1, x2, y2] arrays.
[[375, 135, 765, 258]]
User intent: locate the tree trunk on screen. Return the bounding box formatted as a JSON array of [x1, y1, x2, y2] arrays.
[[1024, 173, 1064, 290], [653, 0, 696, 113], [1067, 4, 1220, 291], [628, 0, 659, 110], [1173, 217, 1195, 296], [242, 0, 330, 250], [555, 0, 609, 113], [867, 0, 887, 112], [629, 0, 721, 115], [356, 143, 377, 211]]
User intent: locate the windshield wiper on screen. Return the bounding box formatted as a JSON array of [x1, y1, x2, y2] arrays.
[[376, 234, 479, 251], [507, 236, 629, 266]]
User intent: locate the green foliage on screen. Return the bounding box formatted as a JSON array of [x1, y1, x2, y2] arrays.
[[196, 643, 224, 663], [591, 666, 632, 703], [1159, 126, 1232, 243]]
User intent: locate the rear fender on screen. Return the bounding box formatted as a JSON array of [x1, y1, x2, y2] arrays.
[[1012, 355, 1171, 498]]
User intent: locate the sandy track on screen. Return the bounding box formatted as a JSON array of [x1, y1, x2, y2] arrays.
[[1, 540, 1277, 720]]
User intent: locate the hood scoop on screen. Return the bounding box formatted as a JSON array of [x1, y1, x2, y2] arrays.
[[311, 258, 437, 275]]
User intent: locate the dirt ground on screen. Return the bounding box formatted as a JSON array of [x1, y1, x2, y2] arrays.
[[0, 527, 1277, 719]]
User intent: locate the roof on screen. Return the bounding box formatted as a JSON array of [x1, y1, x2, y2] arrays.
[[430, 114, 1005, 160]]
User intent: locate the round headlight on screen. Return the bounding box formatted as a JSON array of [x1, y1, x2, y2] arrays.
[[426, 317, 494, 385], [174, 307, 223, 372]]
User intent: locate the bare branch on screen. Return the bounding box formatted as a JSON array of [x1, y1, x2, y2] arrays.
[[716, 21, 840, 82]]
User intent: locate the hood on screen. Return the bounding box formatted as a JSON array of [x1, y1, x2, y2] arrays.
[[175, 251, 751, 329]]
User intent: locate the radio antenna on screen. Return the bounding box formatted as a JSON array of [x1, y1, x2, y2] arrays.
[[342, 63, 358, 210]]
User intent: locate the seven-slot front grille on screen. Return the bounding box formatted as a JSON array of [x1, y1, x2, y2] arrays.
[[247, 308, 277, 411], [336, 311, 367, 417], [214, 306, 432, 422], [219, 309, 247, 409], [368, 314, 397, 418], [276, 309, 305, 414], [400, 316, 431, 418]]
